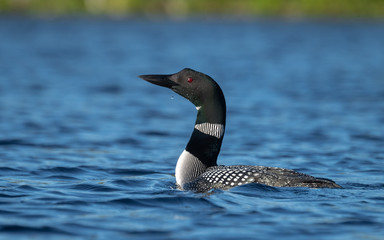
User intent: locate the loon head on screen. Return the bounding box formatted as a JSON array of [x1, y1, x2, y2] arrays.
[[139, 68, 226, 124]]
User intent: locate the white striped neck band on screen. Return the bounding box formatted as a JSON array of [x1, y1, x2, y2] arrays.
[[194, 123, 225, 139]]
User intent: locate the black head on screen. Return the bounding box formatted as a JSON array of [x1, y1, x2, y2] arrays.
[[139, 68, 224, 108]]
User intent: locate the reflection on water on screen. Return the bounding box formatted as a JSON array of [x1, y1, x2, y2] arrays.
[[0, 17, 384, 239]]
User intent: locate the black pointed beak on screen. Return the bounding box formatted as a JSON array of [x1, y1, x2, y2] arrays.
[[139, 74, 177, 89]]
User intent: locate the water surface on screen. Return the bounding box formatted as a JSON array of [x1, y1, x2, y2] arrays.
[[0, 17, 384, 239]]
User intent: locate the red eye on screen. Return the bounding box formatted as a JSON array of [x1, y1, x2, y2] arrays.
[[187, 77, 193, 83]]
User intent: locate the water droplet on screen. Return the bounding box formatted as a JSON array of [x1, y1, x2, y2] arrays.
[[170, 96, 174, 100]]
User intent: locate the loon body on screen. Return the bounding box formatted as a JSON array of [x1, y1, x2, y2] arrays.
[[140, 68, 341, 192]]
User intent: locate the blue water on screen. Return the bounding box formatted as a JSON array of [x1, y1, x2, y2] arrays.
[[1, 16, 384, 239]]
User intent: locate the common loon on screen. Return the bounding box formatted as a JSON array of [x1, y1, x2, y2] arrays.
[[140, 68, 341, 192]]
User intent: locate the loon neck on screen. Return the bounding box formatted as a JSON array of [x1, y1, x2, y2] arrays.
[[190, 95, 226, 164], [175, 95, 226, 186], [189, 121, 225, 162]]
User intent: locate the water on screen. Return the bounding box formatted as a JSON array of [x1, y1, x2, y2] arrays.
[[1, 16, 384, 239]]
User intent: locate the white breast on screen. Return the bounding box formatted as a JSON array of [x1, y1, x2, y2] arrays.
[[175, 150, 206, 187]]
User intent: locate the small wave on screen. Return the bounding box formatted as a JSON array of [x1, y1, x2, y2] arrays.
[[71, 183, 118, 192], [122, 230, 171, 238], [106, 197, 149, 208], [115, 137, 141, 146], [0, 225, 73, 235], [0, 139, 68, 149], [342, 182, 384, 190], [107, 168, 158, 176], [38, 166, 87, 175], [0, 167, 22, 173], [0, 209, 16, 215], [352, 134, 384, 142], [139, 130, 170, 137], [0, 193, 29, 198], [368, 196, 384, 201], [111, 179, 144, 187], [337, 218, 379, 226], [138, 195, 224, 210], [0, 139, 25, 146], [55, 200, 92, 206], [16, 185, 40, 191], [44, 175, 79, 180]]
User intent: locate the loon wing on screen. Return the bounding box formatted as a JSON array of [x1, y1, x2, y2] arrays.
[[183, 165, 341, 192]]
